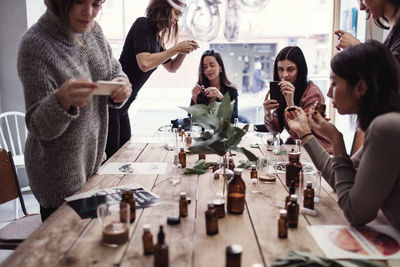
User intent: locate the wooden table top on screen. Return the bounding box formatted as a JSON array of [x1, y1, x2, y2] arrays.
[[2, 134, 394, 267]]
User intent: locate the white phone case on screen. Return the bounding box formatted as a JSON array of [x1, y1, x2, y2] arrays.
[[92, 81, 124, 95]]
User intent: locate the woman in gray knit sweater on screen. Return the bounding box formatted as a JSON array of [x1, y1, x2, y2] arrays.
[[285, 41, 400, 230], [17, 0, 132, 221]]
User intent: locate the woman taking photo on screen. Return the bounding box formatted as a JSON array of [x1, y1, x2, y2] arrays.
[[191, 49, 238, 121], [263, 46, 332, 153], [18, 0, 132, 221], [285, 41, 400, 230], [107, 0, 199, 158]]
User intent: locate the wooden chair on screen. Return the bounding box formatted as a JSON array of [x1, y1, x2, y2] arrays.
[[0, 148, 41, 250]]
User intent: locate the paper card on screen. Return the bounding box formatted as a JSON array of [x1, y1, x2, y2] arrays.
[[92, 81, 124, 95], [98, 162, 167, 175], [308, 225, 400, 260]]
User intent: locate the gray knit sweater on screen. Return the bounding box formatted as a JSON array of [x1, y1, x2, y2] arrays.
[[17, 10, 127, 208]]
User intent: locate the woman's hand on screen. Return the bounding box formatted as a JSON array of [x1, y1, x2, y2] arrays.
[[174, 40, 199, 54], [335, 30, 361, 51], [263, 90, 279, 118], [56, 78, 97, 111], [279, 79, 295, 106], [110, 78, 132, 103], [308, 110, 340, 141], [284, 106, 312, 137], [205, 87, 223, 100]]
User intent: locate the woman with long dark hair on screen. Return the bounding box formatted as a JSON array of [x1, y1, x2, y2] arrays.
[[285, 41, 400, 230], [191, 49, 238, 121], [263, 46, 331, 152], [106, 0, 199, 158]]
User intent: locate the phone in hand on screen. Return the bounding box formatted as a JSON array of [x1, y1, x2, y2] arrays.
[[269, 81, 285, 109], [93, 81, 125, 95]]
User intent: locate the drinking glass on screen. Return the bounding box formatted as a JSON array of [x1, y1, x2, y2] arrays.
[[97, 201, 130, 247], [310, 170, 322, 203], [266, 133, 280, 155], [294, 139, 301, 155], [257, 157, 276, 183]]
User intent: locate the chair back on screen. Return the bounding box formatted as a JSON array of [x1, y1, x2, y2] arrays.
[[0, 148, 28, 215], [0, 111, 27, 157]]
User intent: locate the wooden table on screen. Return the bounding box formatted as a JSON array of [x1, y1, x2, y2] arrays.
[[1, 134, 392, 266]]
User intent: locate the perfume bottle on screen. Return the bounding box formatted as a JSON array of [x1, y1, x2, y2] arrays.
[[226, 244, 243, 267], [250, 164, 257, 179], [286, 194, 299, 228], [178, 147, 186, 168], [142, 224, 154, 255], [303, 181, 315, 210], [227, 168, 246, 214], [186, 133, 192, 147], [154, 225, 169, 267], [179, 192, 188, 217], [121, 190, 136, 223]]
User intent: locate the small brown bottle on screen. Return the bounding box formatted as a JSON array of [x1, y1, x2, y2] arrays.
[[213, 162, 220, 179], [227, 168, 246, 214], [250, 164, 257, 179], [142, 224, 154, 255], [186, 133, 192, 147], [303, 181, 315, 210], [285, 180, 296, 209], [226, 244, 243, 267], [205, 202, 218, 235], [178, 147, 186, 168], [179, 192, 188, 217], [121, 190, 136, 223], [228, 157, 235, 171], [154, 225, 169, 267], [286, 149, 302, 187], [177, 125, 183, 136], [278, 209, 288, 238], [313, 101, 326, 117], [198, 153, 206, 160], [287, 194, 299, 228], [180, 129, 186, 142]]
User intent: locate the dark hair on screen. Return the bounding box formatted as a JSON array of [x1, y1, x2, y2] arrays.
[[197, 50, 235, 90], [369, 0, 400, 29], [146, 0, 181, 48], [273, 46, 308, 129], [331, 40, 400, 131]]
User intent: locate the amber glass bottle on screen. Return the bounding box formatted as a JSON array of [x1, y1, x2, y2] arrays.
[[303, 181, 315, 210], [286, 149, 302, 187], [228, 157, 235, 170], [213, 162, 220, 179], [287, 194, 299, 228], [227, 168, 246, 214], [177, 125, 183, 136], [178, 147, 186, 168], [179, 192, 188, 217], [250, 165, 257, 179], [205, 202, 218, 235], [142, 224, 154, 255], [226, 244, 243, 267], [186, 133, 192, 147], [154, 225, 169, 267], [285, 180, 296, 209], [121, 190, 136, 223], [278, 209, 288, 238]]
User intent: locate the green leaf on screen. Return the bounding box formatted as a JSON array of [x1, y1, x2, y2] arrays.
[[231, 147, 258, 162], [184, 168, 206, 174], [189, 145, 217, 155], [215, 93, 233, 122]]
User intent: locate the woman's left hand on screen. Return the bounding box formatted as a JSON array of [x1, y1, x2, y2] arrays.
[[205, 87, 223, 100], [308, 109, 340, 141], [110, 78, 132, 103], [279, 80, 295, 106], [284, 106, 311, 137]]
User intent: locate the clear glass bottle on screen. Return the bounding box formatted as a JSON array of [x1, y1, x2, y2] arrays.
[[227, 168, 246, 214], [250, 165, 257, 179], [278, 209, 288, 238], [286, 149, 302, 187], [285, 180, 295, 209], [154, 225, 169, 267], [226, 244, 243, 267], [178, 147, 186, 168], [287, 194, 299, 228], [179, 192, 188, 217], [205, 202, 218, 235], [142, 224, 154, 255], [121, 190, 136, 223], [303, 181, 315, 210]]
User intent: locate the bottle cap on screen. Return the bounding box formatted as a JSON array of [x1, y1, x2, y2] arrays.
[[180, 192, 187, 198], [226, 244, 243, 255], [212, 199, 225, 205], [306, 181, 313, 187], [233, 168, 243, 174], [290, 194, 298, 201], [143, 224, 151, 231], [279, 209, 287, 217], [167, 216, 180, 225], [251, 164, 256, 168]]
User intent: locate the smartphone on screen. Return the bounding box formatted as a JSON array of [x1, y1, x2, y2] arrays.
[[93, 81, 125, 95], [269, 81, 285, 108]]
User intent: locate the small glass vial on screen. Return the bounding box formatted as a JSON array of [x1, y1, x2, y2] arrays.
[[228, 157, 235, 170], [205, 202, 218, 235], [250, 165, 257, 179], [142, 224, 154, 255], [287, 194, 299, 228], [313, 101, 326, 117], [212, 162, 220, 179], [278, 209, 288, 238], [199, 153, 206, 160], [179, 192, 188, 217], [286, 149, 302, 187], [180, 129, 186, 142], [285, 180, 296, 209], [213, 199, 225, 218], [178, 147, 186, 168], [186, 133, 192, 147], [154, 225, 169, 267], [226, 244, 243, 267], [303, 181, 315, 210], [121, 190, 136, 223], [227, 168, 246, 214]]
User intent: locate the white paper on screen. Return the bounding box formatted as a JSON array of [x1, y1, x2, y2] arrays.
[[308, 225, 400, 260], [98, 162, 167, 175]]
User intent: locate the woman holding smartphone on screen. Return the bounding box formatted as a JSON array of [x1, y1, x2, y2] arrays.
[[106, 0, 199, 158], [263, 46, 332, 153]]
